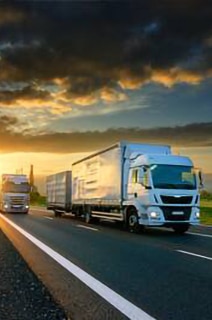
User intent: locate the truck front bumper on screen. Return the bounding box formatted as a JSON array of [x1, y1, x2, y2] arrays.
[[139, 206, 200, 226], [3, 204, 29, 213]]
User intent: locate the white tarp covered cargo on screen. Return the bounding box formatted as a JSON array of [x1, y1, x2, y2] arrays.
[[72, 141, 171, 205]]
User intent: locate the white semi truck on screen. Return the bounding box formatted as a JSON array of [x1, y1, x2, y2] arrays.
[[47, 141, 201, 233], [0, 174, 30, 214]]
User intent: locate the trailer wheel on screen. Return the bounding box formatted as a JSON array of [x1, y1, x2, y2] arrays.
[[127, 208, 140, 233], [54, 210, 62, 218], [85, 212, 90, 223], [172, 224, 189, 234], [85, 206, 92, 224]]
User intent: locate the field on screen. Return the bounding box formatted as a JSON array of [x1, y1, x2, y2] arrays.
[[30, 194, 46, 207], [200, 200, 212, 225]]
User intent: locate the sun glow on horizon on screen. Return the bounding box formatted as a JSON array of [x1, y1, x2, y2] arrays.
[[0, 151, 89, 177], [0, 147, 211, 195]]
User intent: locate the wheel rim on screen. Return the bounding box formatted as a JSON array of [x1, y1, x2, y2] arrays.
[[129, 214, 137, 227], [128, 212, 140, 232], [85, 212, 90, 223]]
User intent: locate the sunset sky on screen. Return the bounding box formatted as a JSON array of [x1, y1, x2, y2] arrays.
[[0, 1, 211, 194]]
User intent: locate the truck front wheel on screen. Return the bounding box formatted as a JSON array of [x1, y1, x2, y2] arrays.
[[127, 208, 140, 233], [172, 224, 189, 234]]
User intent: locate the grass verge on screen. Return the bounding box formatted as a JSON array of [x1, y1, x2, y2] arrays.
[[200, 200, 212, 225]]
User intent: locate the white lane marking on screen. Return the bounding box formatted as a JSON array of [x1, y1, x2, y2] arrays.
[[0, 214, 155, 320], [44, 216, 54, 220], [77, 224, 98, 231], [187, 232, 212, 238], [177, 250, 212, 261]]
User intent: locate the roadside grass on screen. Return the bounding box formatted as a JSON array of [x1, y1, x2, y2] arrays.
[[30, 195, 46, 207], [200, 199, 212, 225]]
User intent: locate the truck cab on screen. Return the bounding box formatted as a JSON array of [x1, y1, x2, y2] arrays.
[[125, 153, 200, 233], [0, 174, 30, 214]]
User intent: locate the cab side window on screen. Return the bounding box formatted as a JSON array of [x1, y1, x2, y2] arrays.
[[132, 169, 138, 183]]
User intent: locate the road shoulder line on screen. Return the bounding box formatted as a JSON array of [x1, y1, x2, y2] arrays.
[[177, 250, 212, 261], [187, 232, 212, 238]]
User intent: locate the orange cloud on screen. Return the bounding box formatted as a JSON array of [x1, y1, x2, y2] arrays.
[[0, 96, 71, 115], [100, 88, 127, 102], [53, 77, 70, 88], [73, 94, 98, 106], [54, 85, 127, 106], [118, 68, 149, 89], [151, 68, 203, 87], [118, 66, 204, 90]]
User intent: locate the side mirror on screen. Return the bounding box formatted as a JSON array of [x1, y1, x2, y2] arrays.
[[198, 171, 204, 189]]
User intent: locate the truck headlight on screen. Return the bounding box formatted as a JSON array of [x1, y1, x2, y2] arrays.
[[25, 205, 29, 209], [195, 212, 200, 219], [150, 211, 160, 219], [150, 212, 157, 218], [4, 204, 9, 209]]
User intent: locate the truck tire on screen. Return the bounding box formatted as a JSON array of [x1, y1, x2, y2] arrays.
[[172, 224, 189, 234], [54, 210, 62, 218], [84, 206, 92, 224], [127, 208, 140, 233]]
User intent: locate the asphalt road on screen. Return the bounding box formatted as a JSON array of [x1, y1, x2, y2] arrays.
[[0, 229, 67, 320], [0, 208, 212, 320]]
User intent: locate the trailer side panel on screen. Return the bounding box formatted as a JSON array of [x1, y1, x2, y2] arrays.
[[46, 171, 71, 212], [72, 146, 122, 206]]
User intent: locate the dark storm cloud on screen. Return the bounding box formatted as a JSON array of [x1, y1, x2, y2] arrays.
[[0, 85, 51, 104], [0, 3, 25, 25], [0, 114, 28, 136], [0, 115, 19, 131], [0, 0, 211, 98], [0, 122, 211, 153]]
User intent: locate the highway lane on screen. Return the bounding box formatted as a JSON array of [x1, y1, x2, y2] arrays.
[[0, 208, 212, 320]]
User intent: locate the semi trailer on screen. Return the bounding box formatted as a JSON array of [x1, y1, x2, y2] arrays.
[[47, 141, 201, 233], [0, 174, 30, 214]]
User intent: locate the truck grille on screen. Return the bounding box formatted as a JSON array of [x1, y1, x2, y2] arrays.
[[10, 197, 25, 205], [161, 206, 191, 221], [161, 195, 192, 204]]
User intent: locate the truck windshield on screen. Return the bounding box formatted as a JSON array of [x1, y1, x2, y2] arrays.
[[2, 182, 30, 193], [150, 165, 196, 190]]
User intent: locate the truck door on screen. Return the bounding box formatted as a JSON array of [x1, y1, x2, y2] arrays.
[[127, 167, 151, 199]]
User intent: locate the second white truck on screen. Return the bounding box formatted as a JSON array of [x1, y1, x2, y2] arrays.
[[0, 174, 30, 214], [47, 141, 201, 233]]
